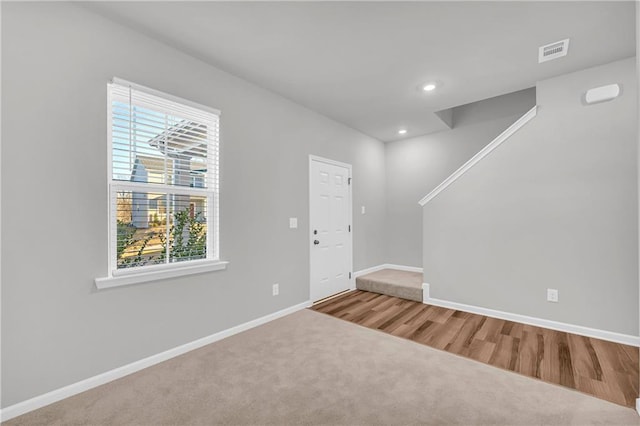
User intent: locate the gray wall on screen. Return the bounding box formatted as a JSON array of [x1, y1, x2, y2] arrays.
[[423, 57, 638, 335], [0, 3, 386, 407], [637, 1, 640, 380], [385, 89, 535, 267], [635, 2, 640, 382]]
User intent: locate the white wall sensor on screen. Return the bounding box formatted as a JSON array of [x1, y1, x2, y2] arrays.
[[585, 84, 620, 105]]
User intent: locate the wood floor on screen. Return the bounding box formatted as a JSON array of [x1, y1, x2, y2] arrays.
[[312, 290, 639, 408]]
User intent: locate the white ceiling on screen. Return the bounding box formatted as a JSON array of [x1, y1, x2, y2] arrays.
[[87, 1, 635, 142]]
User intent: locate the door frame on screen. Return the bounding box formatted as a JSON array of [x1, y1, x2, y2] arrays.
[[308, 155, 354, 302]]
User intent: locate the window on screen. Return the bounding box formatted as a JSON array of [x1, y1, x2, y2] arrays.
[[96, 78, 225, 288]]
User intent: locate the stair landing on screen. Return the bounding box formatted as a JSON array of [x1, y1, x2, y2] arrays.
[[355, 269, 423, 302]]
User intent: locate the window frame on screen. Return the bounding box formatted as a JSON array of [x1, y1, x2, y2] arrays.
[[95, 78, 227, 289]]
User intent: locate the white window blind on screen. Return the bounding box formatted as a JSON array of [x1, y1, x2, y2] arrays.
[[107, 79, 220, 276]]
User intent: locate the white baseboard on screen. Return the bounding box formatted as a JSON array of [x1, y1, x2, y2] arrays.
[[0, 300, 311, 422], [353, 264, 387, 277], [423, 295, 640, 347], [422, 283, 430, 299], [385, 264, 423, 273], [354, 263, 423, 278]]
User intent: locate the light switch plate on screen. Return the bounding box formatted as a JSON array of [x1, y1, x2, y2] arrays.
[[289, 218, 298, 229], [361, 206, 366, 215]]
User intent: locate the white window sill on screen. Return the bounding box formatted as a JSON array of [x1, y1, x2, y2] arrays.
[[95, 260, 229, 289]]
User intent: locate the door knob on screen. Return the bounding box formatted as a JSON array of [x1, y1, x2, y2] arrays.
[[313, 240, 320, 245]]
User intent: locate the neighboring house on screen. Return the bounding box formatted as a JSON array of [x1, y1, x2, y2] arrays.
[[130, 155, 172, 228], [130, 121, 208, 228]]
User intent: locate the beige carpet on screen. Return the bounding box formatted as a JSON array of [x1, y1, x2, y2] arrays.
[[356, 269, 423, 302], [4, 309, 639, 425]]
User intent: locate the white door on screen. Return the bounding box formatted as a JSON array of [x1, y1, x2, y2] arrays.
[[309, 156, 352, 302]]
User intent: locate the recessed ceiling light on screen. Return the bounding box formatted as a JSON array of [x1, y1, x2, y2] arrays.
[[398, 129, 407, 135], [423, 83, 437, 92]]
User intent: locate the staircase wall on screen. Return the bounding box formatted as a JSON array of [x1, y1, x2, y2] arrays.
[[385, 89, 536, 267], [422, 57, 638, 335]]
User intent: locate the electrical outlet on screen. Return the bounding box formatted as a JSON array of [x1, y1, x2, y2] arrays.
[[361, 206, 366, 215], [547, 288, 558, 303], [289, 217, 298, 229], [272, 283, 279, 296]]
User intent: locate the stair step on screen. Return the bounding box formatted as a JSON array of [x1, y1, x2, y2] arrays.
[[356, 269, 423, 302]]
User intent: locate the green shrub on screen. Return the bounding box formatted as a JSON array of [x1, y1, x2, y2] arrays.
[[118, 207, 207, 269]]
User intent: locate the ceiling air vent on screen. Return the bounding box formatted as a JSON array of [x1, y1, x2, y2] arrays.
[[538, 38, 570, 63]]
